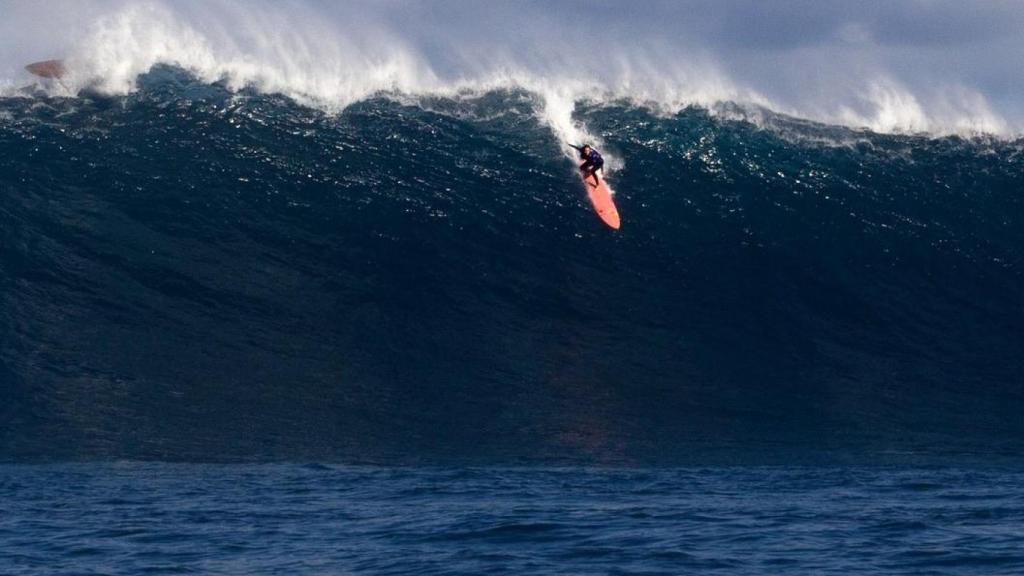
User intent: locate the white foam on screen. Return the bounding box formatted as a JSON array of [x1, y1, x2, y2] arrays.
[[1, 0, 1019, 139]]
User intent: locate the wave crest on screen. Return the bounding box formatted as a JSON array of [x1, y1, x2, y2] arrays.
[[1, 1, 1019, 139]]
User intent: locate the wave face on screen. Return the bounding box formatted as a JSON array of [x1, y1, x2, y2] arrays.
[[2, 68, 1024, 463]]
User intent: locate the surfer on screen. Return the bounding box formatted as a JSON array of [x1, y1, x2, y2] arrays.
[[571, 144, 604, 187]]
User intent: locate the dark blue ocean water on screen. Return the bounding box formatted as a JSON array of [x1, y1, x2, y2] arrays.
[[2, 68, 1024, 572], [3, 463, 1024, 575], [2, 68, 1023, 463]]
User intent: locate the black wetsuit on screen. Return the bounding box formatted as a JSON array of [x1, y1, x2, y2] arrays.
[[573, 146, 604, 183], [580, 149, 604, 174]]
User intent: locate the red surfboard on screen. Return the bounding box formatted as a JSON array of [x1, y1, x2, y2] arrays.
[[25, 60, 66, 79], [578, 158, 621, 229]]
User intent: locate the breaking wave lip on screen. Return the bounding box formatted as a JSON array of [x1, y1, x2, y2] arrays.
[[1, 0, 1018, 141]]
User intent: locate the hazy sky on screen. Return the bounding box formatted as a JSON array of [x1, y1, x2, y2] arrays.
[[2, 0, 1023, 134]]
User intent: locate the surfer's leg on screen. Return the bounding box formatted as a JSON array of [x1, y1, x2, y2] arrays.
[[580, 161, 595, 184]]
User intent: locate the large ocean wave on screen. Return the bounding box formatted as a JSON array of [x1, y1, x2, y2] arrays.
[[1, 66, 1022, 462]]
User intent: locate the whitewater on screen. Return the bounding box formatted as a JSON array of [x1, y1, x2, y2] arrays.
[[2, 0, 1021, 142]]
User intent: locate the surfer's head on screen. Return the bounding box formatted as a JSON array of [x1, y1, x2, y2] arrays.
[[581, 144, 592, 153]]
